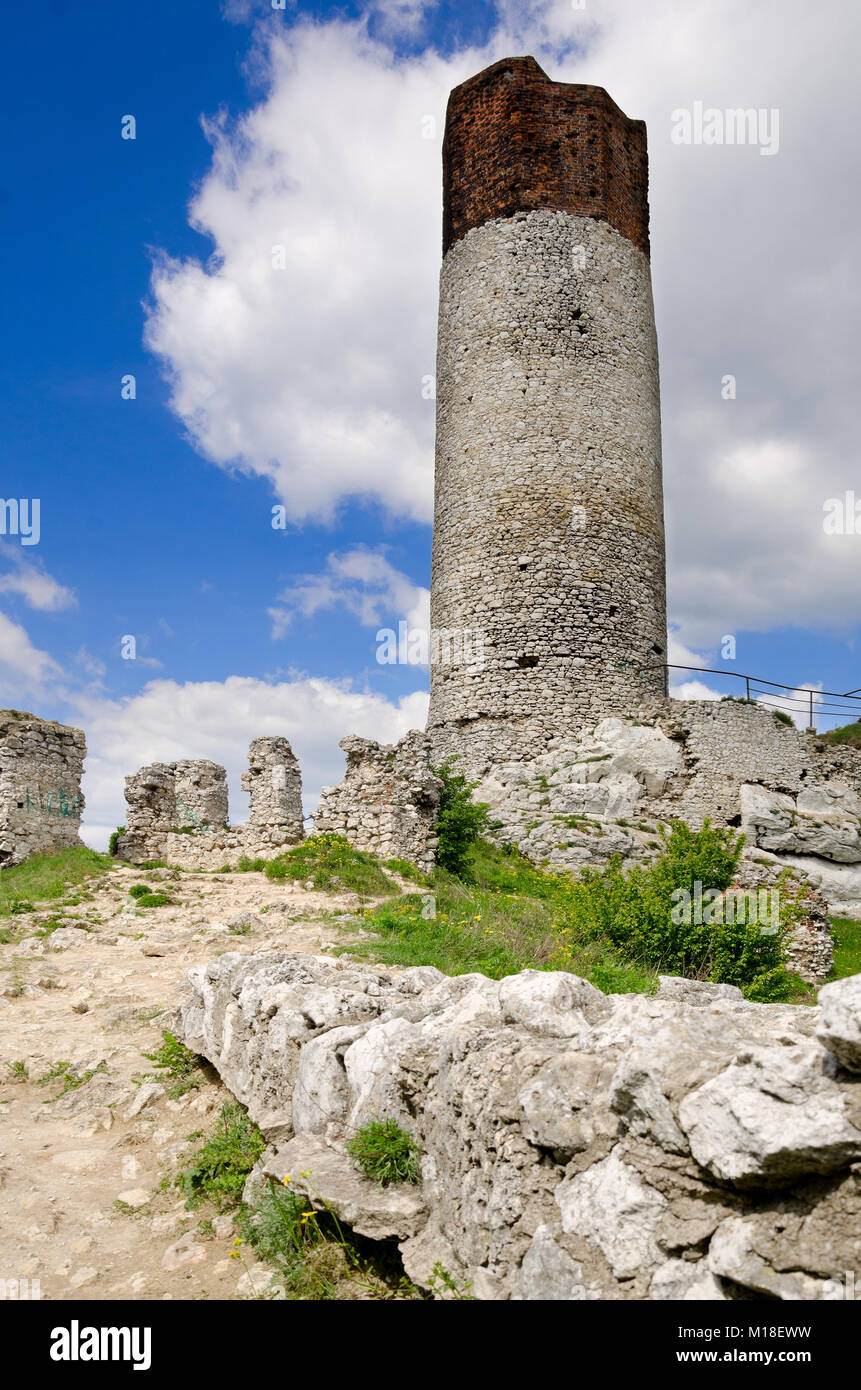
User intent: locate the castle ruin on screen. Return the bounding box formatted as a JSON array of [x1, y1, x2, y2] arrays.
[[117, 738, 305, 870], [1, 58, 860, 978]]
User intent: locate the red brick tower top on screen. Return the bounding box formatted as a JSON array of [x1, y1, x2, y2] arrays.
[[442, 56, 650, 259]]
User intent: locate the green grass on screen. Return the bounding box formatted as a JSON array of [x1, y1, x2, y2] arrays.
[[829, 917, 861, 979], [33, 914, 92, 938], [817, 721, 861, 748], [351, 842, 657, 993], [177, 1102, 265, 1210], [0, 847, 114, 917], [351, 834, 823, 1002], [129, 884, 173, 907], [265, 834, 397, 897], [383, 858, 430, 885], [346, 1119, 422, 1187], [36, 1060, 107, 1098]]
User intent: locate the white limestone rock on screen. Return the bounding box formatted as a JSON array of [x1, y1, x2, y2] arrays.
[[816, 975, 861, 1074], [649, 1258, 726, 1301], [173, 951, 861, 1300], [509, 1225, 588, 1300], [678, 1042, 861, 1186], [263, 1134, 427, 1241], [555, 1150, 667, 1279]]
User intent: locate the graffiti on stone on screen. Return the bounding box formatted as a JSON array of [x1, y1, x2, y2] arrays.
[[24, 786, 82, 819]]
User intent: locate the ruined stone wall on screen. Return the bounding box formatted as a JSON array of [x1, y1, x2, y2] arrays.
[[0, 709, 86, 867], [314, 731, 441, 873], [172, 761, 229, 831], [118, 741, 304, 870], [241, 738, 304, 836], [429, 59, 666, 767], [647, 700, 861, 838]]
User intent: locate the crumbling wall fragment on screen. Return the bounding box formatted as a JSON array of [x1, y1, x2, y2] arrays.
[[241, 737, 303, 836], [0, 708, 86, 867], [314, 730, 441, 872], [118, 738, 304, 869]]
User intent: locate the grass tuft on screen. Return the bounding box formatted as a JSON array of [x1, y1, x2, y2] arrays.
[[346, 1119, 422, 1187], [829, 917, 861, 980], [177, 1103, 264, 1210], [143, 1031, 206, 1099], [265, 834, 396, 897]]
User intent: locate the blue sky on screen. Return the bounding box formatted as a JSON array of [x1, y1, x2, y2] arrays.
[[1, 0, 860, 843]]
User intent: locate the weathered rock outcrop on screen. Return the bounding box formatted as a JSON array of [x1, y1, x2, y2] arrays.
[[173, 951, 861, 1300]]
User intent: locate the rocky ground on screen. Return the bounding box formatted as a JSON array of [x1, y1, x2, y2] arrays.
[[0, 863, 373, 1301]]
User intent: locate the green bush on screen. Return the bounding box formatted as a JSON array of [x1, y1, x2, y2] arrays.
[[346, 1119, 422, 1187], [109, 826, 126, 856], [553, 821, 792, 995], [432, 760, 490, 879]]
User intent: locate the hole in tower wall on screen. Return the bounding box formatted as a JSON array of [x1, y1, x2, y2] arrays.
[[517, 656, 539, 669], [609, 605, 618, 616], [652, 643, 665, 656]]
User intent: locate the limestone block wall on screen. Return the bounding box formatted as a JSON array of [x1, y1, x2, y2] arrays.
[[0, 709, 86, 867], [428, 58, 667, 767], [174, 952, 861, 1301], [314, 731, 441, 873], [649, 700, 861, 839]]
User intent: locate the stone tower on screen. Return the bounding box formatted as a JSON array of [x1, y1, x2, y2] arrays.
[[427, 57, 668, 772]]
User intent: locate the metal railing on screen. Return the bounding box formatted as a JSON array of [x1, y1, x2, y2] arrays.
[[666, 665, 861, 732]]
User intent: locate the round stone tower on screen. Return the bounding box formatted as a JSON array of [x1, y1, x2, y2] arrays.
[[427, 56, 668, 773]]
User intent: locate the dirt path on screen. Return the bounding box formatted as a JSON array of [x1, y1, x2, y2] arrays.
[[0, 864, 371, 1301]]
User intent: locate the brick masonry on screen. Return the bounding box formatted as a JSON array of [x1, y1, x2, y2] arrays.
[[442, 56, 650, 258]]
